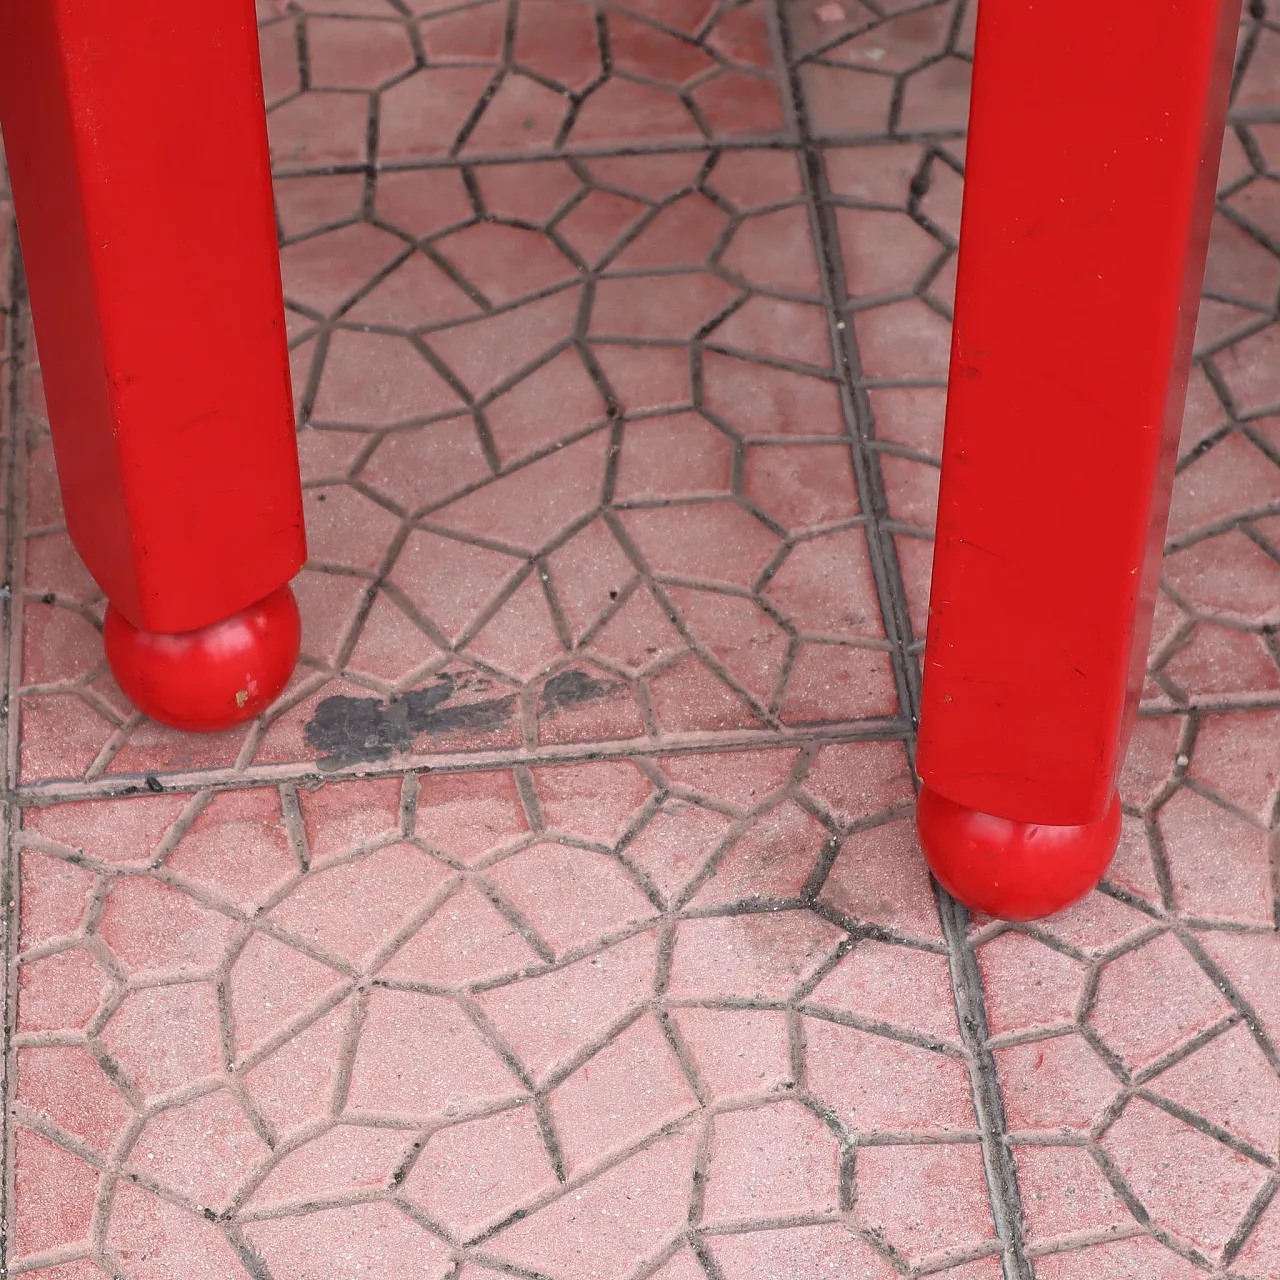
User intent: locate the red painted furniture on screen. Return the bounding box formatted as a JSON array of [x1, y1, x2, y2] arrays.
[[0, 0, 1240, 921], [0, 0, 304, 732], [915, 0, 1242, 919]]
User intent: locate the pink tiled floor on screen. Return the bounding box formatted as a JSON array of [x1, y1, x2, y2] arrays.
[[2, 0, 1280, 1277]]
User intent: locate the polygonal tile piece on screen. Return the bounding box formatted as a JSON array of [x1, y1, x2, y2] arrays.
[[804, 1018, 974, 1134], [246, 1202, 453, 1280], [128, 1090, 269, 1214], [99, 983, 221, 1097], [1102, 1096, 1269, 1255], [485, 1132, 696, 1280], [1089, 933, 1232, 1071], [245, 1124, 410, 1208], [345, 989, 524, 1118], [854, 1142, 997, 1266], [402, 1104, 557, 1239], [703, 1100, 841, 1223], [547, 1013, 698, 1172]]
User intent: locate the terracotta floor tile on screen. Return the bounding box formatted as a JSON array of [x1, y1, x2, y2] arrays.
[[689, 799, 828, 903], [11, 1128, 98, 1263], [667, 910, 845, 1001], [262, 0, 790, 165], [1026, 892, 1155, 958], [109, 1180, 259, 1278], [18, 945, 113, 1034], [693, 70, 786, 140], [1232, 1185, 1280, 1278], [703, 1100, 841, 1222], [995, 1033, 1121, 1133], [1015, 1144, 1130, 1243], [805, 937, 961, 1044], [538, 667, 652, 744], [1031, 1236, 1209, 1279], [483, 840, 657, 955], [475, 929, 657, 1082], [660, 745, 798, 810], [19, 852, 94, 948], [704, 1222, 898, 1280], [15, 1042, 132, 1156], [1145, 1021, 1280, 1158], [483, 1132, 696, 1279], [817, 818, 945, 942], [619, 802, 731, 903], [14, 140, 915, 782], [854, 1142, 997, 1267], [977, 930, 1088, 1037], [403, 1104, 556, 1239], [27, 740, 967, 1280], [837, 206, 944, 300], [802, 738, 914, 821], [671, 1006, 792, 1101], [1090, 932, 1235, 1072], [800, 62, 896, 138], [8, 2, 1280, 1274], [547, 1012, 698, 1172], [130, 1090, 271, 1214], [245, 1122, 410, 1209], [268, 841, 451, 965], [1102, 1096, 1269, 1256], [702, 351, 847, 436], [247, 1202, 453, 1280], [804, 1018, 974, 1132], [230, 932, 346, 1056], [239, 1003, 350, 1138], [1156, 786, 1273, 925], [99, 981, 223, 1097]]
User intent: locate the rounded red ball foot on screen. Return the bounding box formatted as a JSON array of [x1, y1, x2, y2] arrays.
[[916, 785, 1121, 921], [104, 585, 301, 733]]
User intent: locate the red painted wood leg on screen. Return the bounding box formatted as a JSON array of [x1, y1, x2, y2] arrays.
[[0, 0, 306, 732], [914, 0, 1241, 920]]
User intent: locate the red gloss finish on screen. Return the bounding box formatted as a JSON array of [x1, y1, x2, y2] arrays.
[[915, 0, 1239, 916], [917, 786, 1122, 923], [0, 0, 306, 635], [105, 586, 301, 733]]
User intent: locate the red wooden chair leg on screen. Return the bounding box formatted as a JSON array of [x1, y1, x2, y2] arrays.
[[914, 0, 1241, 919], [0, 0, 305, 732]]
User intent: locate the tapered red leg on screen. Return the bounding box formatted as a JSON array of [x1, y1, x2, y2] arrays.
[[915, 0, 1241, 919], [0, 0, 306, 730]]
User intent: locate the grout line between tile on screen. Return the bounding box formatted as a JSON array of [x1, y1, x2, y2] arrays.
[[773, 5, 1034, 1277], [8, 720, 914, 805], [2, 209, 27, 1280], [267, 131, 973, 180], [938, 892, 1033, 1280], [779, 147, 919, 725]]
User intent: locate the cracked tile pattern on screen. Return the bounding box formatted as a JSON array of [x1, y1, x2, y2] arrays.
[[2, 0, 1280, 1277], [968, 701, 1280, 1275], [7, 747, 1017, 1278], [15, 140, 899, 788], [261, 0, 789, 166]]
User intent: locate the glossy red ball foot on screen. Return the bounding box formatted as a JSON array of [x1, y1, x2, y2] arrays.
[[916, 785, 1122, 921], [104, 585, 301, 733]]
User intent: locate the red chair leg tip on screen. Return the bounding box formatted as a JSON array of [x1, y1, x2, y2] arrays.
[[105, 585, 301, 733], [916, 785, 1121, 922]]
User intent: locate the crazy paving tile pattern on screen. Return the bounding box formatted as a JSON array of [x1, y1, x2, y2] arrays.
[[1, 0, 1279, 1277]]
